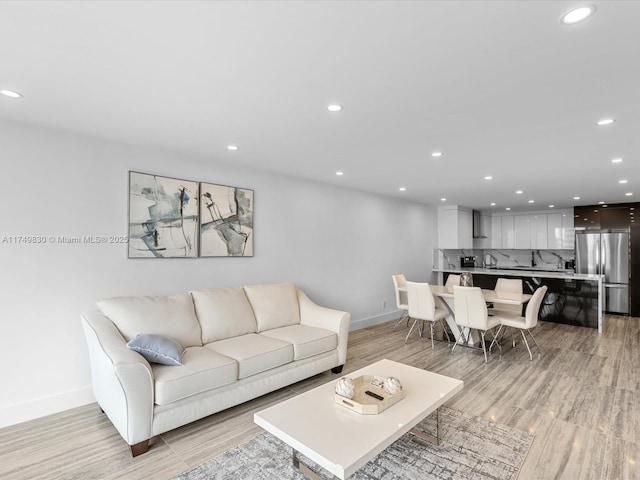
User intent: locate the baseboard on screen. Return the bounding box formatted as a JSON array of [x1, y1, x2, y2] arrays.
[[0, 386, 95, 429], [350, 310, 402, 331]]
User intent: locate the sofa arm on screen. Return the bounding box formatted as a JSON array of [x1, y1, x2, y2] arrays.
[[81, 310, 154, 446], [297, 290, 350, 365]]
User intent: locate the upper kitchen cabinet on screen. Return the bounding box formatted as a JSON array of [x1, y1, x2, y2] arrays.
[[515, 214, 547, 249], [501, 215, 515, 248], [548, 210, 575, 249], [574, 205, 600, 229], [437, 205, 473, 249], [600, 206, 631, 229], [562, 210, 575, 249], [575, 203, 637, 231], [491, 215, 502, 248], [531, 214, 548, 248], [548, 213, 562, 249], [514, 215, 531, 249]]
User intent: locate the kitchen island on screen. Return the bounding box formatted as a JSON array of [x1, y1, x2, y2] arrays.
[[433, 267, 605, 332]]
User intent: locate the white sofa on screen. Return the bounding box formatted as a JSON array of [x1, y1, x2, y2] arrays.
[[81, 282, 350, 456]]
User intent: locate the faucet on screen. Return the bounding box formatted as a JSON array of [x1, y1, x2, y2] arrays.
[[546, 251, 564, 269], [531, 250, 537, 267]]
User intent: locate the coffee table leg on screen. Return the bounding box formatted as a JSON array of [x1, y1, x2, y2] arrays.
[[293, 450, 339, 480], [409, 408, 439, 446]]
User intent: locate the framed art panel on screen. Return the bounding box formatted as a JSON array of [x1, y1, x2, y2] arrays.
[[199, 182, 253, 257], [128, 171, 199, 258]]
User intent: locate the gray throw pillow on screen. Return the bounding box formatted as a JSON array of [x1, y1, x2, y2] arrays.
[[127, 334, 185, 366]]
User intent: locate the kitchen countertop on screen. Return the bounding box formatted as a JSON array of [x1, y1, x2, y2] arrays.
[[433, 267, 604, 281]]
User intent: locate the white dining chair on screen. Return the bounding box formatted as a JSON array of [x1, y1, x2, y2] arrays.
[[406, 281, 450, 348], [392, 274, 409, 330], [452, 286, 501, 363], [492, 278, 523, 315], [490, 286, 548, 361], [445, 274, 461, 288]]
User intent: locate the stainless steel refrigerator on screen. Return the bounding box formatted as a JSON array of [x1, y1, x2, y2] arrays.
[[575, 232, 630, 314]]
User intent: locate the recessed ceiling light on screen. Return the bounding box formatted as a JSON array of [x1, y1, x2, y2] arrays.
[[611, 158, 623, 164], [619, 179, 628, 184], [0, 89, 23, 98], [561, 5, 596, 25], [549, 205, 555, 208], [399, 187, 406, 192], [597, 118, 615, 126], [516, 190, 523, 194], [506, 207, 511, 211], [528, 200, 535, 203], [336, 171, 344, 176], [440, 198, 446, 202], [484, 175, 493, 180], [227, 145, 239, 151], [573, 196, 581, 200], [490, 202, 496, 206], [431, 152, 442, 158], [327, 104, 343, 112], [625, 192, 633, 196]]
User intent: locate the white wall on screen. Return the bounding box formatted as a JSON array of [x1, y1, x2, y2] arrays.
[[0, 118, 436, 428]]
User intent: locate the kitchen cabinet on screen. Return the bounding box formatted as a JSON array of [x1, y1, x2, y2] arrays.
[[501, 215, 515, 248], [514, 214, 547, 249], [548, 213, 563, 249], [514, 215, 531, 249], [531, 214, 548, 248], [491, 215, 502, 248], [600, 207, 631, 229], [548, 212, 574, 249], [574, 203, 637, 231], [631, 225, 640, 317], [562, 210, 575, 249], [574, 206, 600, 229], [489, 211, 573, 250], [437, 205, 473, 249]]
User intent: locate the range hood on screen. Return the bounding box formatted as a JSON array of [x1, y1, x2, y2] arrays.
[[473, 210, 487, 238]]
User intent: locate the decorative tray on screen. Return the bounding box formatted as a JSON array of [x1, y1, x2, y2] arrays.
[[334, 375, 405, 415]]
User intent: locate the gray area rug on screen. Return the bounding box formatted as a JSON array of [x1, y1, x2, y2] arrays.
[[174, 407, 533, 479]]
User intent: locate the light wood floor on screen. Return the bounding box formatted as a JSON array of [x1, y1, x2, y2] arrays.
[[1, 315, 638, 480]]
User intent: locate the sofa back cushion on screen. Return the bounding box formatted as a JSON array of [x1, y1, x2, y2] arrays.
[[243, 282, 301, 332], [97, 293, 202, 348], [191, 287, 257, 343]]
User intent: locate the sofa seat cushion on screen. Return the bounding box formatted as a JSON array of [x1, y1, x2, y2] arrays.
[[191, 287, 257, 343], [97, 293, 202, 348], [152, 347, 238, 405], [243, 282, 301, 332], [259, 325, 338, 361], [205, 334, 293, 379]]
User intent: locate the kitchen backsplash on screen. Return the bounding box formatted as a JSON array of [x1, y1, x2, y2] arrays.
[[434, 248, 575, 270]]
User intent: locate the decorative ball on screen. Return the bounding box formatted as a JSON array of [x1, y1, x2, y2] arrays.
[[383, 377, 403, 395], [335, 377, 356, 399]]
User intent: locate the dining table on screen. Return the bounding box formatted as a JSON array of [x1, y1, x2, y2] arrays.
[[429, 285, 532, 347]]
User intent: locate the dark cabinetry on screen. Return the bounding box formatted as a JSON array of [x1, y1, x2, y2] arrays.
[[632, 225, 640, 317], [574, 206, 601, 229], [601, 207, 632, 230], [574, 203, 637, 230]]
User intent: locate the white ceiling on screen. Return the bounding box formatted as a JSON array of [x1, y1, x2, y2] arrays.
[[1, 1, 638, 211]]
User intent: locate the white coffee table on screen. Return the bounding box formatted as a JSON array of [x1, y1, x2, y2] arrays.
[[254, 359, 464, 479]]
